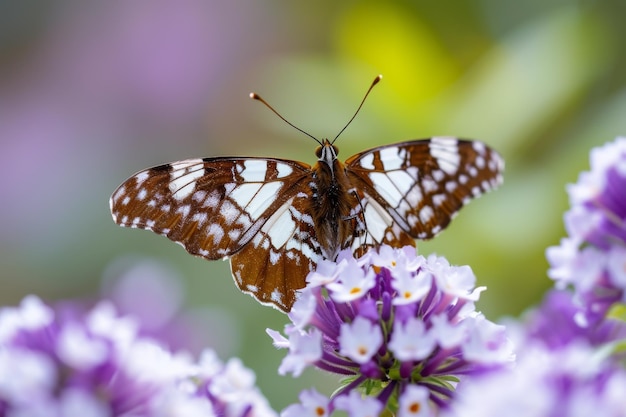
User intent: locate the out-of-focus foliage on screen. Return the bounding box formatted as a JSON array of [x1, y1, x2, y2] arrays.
[[2, 0, 626, 410]]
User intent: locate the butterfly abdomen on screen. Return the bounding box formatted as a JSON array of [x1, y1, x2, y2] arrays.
[[309, 158, 357, 260]]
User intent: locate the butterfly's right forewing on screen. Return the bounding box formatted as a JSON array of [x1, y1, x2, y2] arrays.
[[345, 137, 504, 241]]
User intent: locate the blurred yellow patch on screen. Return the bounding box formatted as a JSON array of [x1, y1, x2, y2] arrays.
[[334, 3, 459, 105]]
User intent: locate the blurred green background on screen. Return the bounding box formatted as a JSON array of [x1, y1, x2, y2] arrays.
[[2, 0, 626, 410]]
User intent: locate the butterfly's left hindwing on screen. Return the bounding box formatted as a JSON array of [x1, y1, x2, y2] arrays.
[[230, 193, 322, 310], [345, 137, 504, 241]]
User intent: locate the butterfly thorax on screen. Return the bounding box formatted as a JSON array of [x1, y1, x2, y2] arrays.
[[310, 140, 358, 259]]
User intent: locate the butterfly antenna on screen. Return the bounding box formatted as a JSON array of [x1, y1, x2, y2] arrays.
[[250, 92, 323, 146], [332, 74, 382, 144]]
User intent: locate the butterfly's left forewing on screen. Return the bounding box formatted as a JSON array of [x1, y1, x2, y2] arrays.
[[345, 137, 504, 243], [110, 157, 323, 310]]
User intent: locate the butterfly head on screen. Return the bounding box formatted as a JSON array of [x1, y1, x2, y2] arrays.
[[316, 139, 339, 175]]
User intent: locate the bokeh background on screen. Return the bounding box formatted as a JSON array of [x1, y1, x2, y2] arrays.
[[2, 0, 626, 410]]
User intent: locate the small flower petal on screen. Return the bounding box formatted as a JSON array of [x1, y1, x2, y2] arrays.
[[429, 313, 468, 349], [281, 388, 329, 417], [333, 390, 383, 417], [278, 327, 323, 376], [391, 269, 432, 305], [389, 317, 436, 361], [462, 316, 514, 364], [327, 259, 376, 303], [399, 385, 434, 417], [338, 316, 382, 364]]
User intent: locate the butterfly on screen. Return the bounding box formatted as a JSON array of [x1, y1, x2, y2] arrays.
[[109, 76, 504, 312]]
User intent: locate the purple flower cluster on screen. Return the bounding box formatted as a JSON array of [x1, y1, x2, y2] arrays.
[[444, 287, 626, 417], [445, 341, 626, 417], [268, 246, 513, 416], [547, 137, 626, 322], [0, 295, 276, 417], [444, 137, 626, 417]]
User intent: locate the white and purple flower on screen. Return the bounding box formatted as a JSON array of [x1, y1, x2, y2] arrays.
[[547, 137, 626, 322], [0, 295, 276, 417], [445, 341, 626, 417], [270, 246, 513, 416]]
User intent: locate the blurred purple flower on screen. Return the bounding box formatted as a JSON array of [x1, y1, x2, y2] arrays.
[[270, 246, 513, 416], [547, 137, 626, 321], [101, 257, 239, 357], [444, 342, 626, 417], [333, 390, 384, 417], [281, 389, 329, 417], [446, 137, 626, 417], [524, 289, 626, 350], [0, 295, 276, 417]]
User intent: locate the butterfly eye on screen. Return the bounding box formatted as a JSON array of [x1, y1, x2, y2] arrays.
[[332, 145, 339, 157], [315, 146, 323, 158]]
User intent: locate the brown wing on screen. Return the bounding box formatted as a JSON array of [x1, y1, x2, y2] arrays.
[[230, 192, 322, 311], [110, 157, 322, 311], [344, 137, 504, 243]]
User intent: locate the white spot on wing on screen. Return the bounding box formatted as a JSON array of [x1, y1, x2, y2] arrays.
[[363, 198, 393, 243], [421, 178, 438, 193], [432, 194, 447, 206], [379, 147, 403, 170], [419, 206, 434, 223], [271, 289, 283, 304], [246, 182, 282, 220], [137, 188, 147, 200], [192, 190, 207, 202], [112, 186, 126, 204], [192, 212, 208, 225], [286, 237, 317, 263], [473, 141, 486, 155], [360, 153, 375, 170], [208, 223, 224, 245], [176, 205, 190, 218], [387, 171, 413, 196], [241, 160, 268, 182], [276, 163, 293, 178], [220, 200, 239, 225], [430, 137, 460, 175], [169, 160, 205, 200], [134, 171, 150, 185], [370, 172, 403, 206], [431, 170, 445, 182], [406, 188, 423, 206], [204, 190, 221, 208], [262, 198, 296, 249], [230, 183, 262, 208], [269, 250, 281, 265]]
